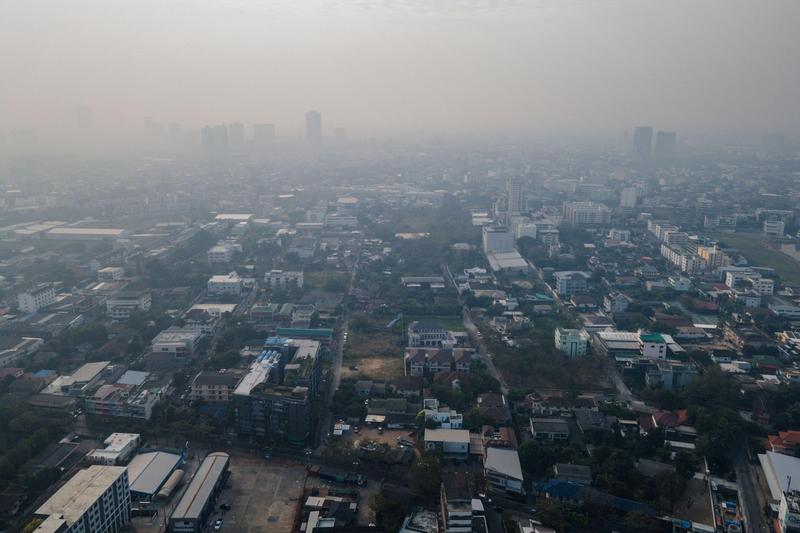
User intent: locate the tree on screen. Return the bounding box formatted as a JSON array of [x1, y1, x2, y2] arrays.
[[369, 494, 405, 533], [409, 454, 441, 497], [674, 451, 699, 481]]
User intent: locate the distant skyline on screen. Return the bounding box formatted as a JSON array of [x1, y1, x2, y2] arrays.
[[2, 0, 799, 149]]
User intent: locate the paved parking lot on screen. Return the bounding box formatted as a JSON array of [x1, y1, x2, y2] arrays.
[[213, 455, 307, 533]]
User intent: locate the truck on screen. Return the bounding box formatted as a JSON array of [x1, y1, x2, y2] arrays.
[[306, 465, 366, 486]]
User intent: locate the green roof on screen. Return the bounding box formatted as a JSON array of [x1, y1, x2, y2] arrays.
[[639, 333, 665, 343], [276, 327, 334, 339]]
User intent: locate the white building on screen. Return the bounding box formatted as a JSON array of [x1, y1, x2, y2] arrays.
[[151, 327, 202, 355], [17, 283, 56, 313], [553, 271, 590, 297], [207, 244, 234, 264], [35, 465, 131, 533], [620, 187, 638, 208], [608, 228, 631, 242], [86, 433, 141, 465], [422, 398, 463, 429], [764, 219, 785, 237], [264, 270, 304, 290], [563, 202, 611, 225], [554, 328, 589, 358], [424, 428, 470, 458], [639, 333, 667, 359], [207, 272, 242, 296], [667, 275, 692, 292], [484, 446, 524, 494], [106, 291, 151, 320], [482, 226, 515, 254], [97, 267, 124, 281]]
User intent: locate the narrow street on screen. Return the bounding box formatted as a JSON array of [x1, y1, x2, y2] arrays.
[[462, 305, 509, 395], [316, 254, 359, 451], [733, 449, 770, 533]]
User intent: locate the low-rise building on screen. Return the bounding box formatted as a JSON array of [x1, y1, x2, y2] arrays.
[[405, 347, 474, 375], [106, 291, 151, 320], [207, 272, 243, 296], [484, 446, 524, 494], [151, 327, 202, 355], [263, 269, 304, 290], [644, 359, 699, 390], [530, 418, 570, 440], [97, 267, 125, 281], [407, 321, 456, 349], [424, 428, 470, 458], [190, 369, 243, 403], [0, 336, 44, 367], [84, 370, 166, 420], [86, 433, 141, 465]]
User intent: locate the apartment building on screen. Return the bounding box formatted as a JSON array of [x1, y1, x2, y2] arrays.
[[207, 272, 243, 296], [554, 328, 589, 358], [563, 201, 611, 225], [190, 369, 244, 403], [234, 338, 320, 444], [263, 269, 304, 290], [18, 283, 56, 313], [35, 465, 131, 533], [553, 271, 590, 297], [106, 291, 151, 320]]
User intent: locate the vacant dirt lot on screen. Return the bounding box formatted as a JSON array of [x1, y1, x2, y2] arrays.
[[340, 356, 404, 380]]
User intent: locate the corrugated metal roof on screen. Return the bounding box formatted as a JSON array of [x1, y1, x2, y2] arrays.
[[128, 451, 182, 496], [170, 452, 229, 520]]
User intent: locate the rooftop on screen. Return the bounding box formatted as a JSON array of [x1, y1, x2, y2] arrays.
[[127, 451, 182, 496], [424, 428, 470, 443], [36, 466, 127, 526], [171, 452, 229, 521]]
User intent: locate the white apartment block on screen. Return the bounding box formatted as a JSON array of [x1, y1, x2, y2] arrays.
[[207, 272, 243, 296], [660, 243, 704, 274], [764, 219, 785, 237], [207, 245, 234, 264], [17, 283, 56, 313], [97, 267, 124, 281], [482, 226, 515, 254], [264, 269, 304, 290], [554, 328, 589, 358], [35, 465, 131, 533], [553, 271, 590, 296], [106, 291, 151, 320], [563, 202, 611, 225], [608, 228, 631, 242]]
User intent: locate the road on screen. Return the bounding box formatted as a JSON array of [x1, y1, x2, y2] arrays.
[[442, 263, 509, 394], [733, 448, 770, 533], [462, 305, 509, 395], [608, 365, 633, 401], [316, 254, 360, 451]]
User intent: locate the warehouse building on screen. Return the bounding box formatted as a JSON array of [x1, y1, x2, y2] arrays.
[[127, 451, 183, 502], [168, 452, 230, 533]]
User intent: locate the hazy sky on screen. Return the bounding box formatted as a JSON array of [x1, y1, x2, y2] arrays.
[[2, 0, 799, 141]]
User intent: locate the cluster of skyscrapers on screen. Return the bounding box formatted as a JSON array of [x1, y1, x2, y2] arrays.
[[632, 126, 677, 160]]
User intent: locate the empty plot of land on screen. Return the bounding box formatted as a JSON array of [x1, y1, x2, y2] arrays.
[[218, 456, 307, 533], [713, 232, 800, 284], [341, 356, 404, 380]]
